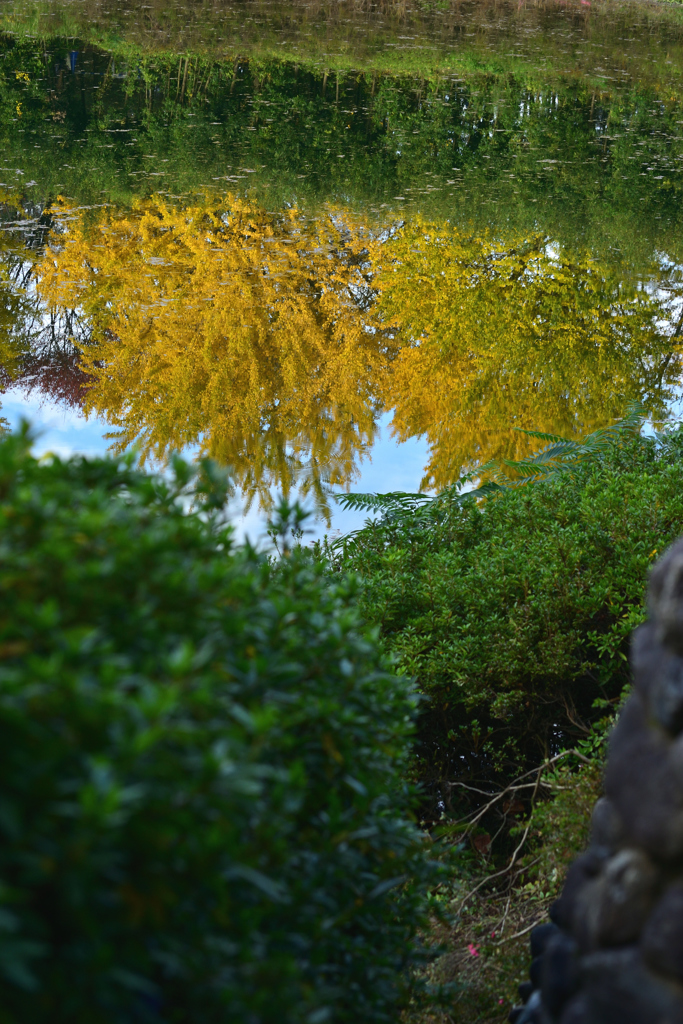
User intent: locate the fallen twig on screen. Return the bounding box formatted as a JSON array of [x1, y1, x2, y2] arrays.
[[492, 910, 553, 947]]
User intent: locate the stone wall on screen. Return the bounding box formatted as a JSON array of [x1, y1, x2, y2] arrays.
[[510, 538, 683, 1024]]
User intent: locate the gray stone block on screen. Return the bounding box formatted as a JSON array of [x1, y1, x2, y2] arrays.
[[641, 882, 683, 985], [513, 539, 683, 1023], [589, 797, 625, 853], [605, 694, 683, 860]]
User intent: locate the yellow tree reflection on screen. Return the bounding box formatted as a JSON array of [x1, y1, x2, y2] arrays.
[[37, 195, 391, 514], [34, 199, 682, 504], [374, 219, 682, 490]]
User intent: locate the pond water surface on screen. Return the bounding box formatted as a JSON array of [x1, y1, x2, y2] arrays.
[[1, 0, 683, 534]]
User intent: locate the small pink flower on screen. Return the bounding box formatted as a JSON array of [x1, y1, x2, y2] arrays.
[[468, 943, 480, 957], [490, 930, 496, 938], [499, 998, 504, 1004]]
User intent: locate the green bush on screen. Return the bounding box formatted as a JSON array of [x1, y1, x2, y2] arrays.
[[0, 429, 436, 1024], [333, 433, 683, 819]]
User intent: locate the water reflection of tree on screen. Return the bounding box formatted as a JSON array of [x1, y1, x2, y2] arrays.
[[0, 205, 92, 410], [34, 196, 391, 518], [376, 218, 683, 490], [3, 35, 683, 268], [0, 312, 92, 409], [24, 197, 683, 507]]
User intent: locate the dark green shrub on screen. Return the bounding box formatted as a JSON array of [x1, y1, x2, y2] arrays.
[[0, 429, 436, 1024], [334, 434, 683, 819]]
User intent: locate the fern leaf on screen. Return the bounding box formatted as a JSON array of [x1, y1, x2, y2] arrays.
[[514, 429, 574, 444], [331, 406, 646, 550]]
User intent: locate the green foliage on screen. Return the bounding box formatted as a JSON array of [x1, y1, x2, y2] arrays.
[[526, 748, 606, 897], [332, 427, 683, 820], [423, 754, 604, 1024], [333, 473, 501, 535], [405, 703, 616, 1022], [334, 406, 645, 543], [0, 427, 437, 1023]]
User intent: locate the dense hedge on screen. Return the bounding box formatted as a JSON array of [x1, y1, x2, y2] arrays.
[[0, 430, 436, 1024], [335, 434, 683, 819]]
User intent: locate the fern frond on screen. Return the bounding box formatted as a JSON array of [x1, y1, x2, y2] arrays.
[[331, 406, 647, 550], [500, 405, 646, 482], [514, 429, 573, 445], [334, 490, 434, 515], [500, 443, 585, 473]]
